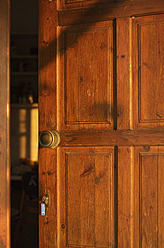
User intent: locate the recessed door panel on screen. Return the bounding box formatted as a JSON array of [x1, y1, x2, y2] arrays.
[[58, 147, 115, 247], [133, 15, 164, 128], [134, 146, 164, 247], [57, 21, 114, 130]]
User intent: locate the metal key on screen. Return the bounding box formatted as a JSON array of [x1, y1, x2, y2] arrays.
[[41, 202, 45, 216]]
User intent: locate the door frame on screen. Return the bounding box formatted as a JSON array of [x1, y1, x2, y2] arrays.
[[0, 0, 10, 247]]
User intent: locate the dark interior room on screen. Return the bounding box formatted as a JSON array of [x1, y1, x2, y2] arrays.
[[10, 0, 39, 247]]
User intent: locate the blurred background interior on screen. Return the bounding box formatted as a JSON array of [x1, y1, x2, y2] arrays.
[[10, 0, 39, 247]]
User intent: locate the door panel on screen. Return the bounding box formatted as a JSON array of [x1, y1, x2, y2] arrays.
[[58, 21, 114, 130], [118, 146, 164, 247], [58, 147, 115, 247], [133, 15, 164, 128], [134, 146, 164, 247]]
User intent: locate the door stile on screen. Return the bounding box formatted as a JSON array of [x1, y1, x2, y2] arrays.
[[117, 17, 132, 130], [116, 17, 135, 247], [113, 19, 117, 131], [114, 145, 118, 248], [118, 147, 135, 247], [39, 0, 58, 247]]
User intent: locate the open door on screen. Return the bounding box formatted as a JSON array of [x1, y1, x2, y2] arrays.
[[0, 0, 10, 247], [39, 0, 164, 247]]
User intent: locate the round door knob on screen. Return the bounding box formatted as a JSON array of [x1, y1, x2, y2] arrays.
[[39, 130, 60, 149]]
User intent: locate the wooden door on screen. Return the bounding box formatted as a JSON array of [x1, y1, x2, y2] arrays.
[[39, 0, 164, 247], [0, 0, 10, 247]]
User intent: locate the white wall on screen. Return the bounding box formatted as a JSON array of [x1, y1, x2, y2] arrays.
[[11, 0, 38, 34]]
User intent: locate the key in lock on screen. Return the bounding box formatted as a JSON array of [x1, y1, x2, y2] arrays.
[[40, 194, 49, 216]]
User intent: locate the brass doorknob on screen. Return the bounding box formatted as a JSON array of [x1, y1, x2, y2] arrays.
[[39, 130, 60, 149]]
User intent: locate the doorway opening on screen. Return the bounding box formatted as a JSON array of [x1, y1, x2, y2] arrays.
[[10, 0, 39, 247]]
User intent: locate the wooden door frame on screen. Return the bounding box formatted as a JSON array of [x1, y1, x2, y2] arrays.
[[0, 0, 10, 247]]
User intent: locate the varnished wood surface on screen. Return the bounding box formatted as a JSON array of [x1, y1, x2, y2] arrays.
[[118, 147, 134, 247], [0, 0, 10, 248], [58, 0, 164, 26], [39, 0, 58, 247], [117, 18, 132, 130], [59, 129, 164, 147], [118, 146, 164, 247], [58, 147, 115, 247], [133, 14, 164, 129], [133, 146, 164, 247], [39, 0, 164, 247], [57, 20, 114, 131]]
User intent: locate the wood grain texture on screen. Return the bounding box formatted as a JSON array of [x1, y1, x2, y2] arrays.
[[39, 0, 57, 131], [117, 18, 132, 130], [133, 14, 164, 128], [118, 147, 134, 247], [58, 0, 114, 10], [57, 21, 114, 130], [118, 146, 164, 247], [134, 146, 164, 247], [0, 0, 10, 247], [39, 0, 164, 247], [39, 0, 58, 247], [57, 0, 164, 25], [59, 129, 164, 147], [39, 148, 57, 248], [58, 147, 115, 247]]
